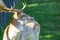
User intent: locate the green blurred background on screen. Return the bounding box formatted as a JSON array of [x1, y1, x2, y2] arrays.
[[0, 0, 60, 40]]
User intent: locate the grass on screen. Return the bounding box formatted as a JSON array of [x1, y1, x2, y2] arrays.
[[0, 0, 60, 40]]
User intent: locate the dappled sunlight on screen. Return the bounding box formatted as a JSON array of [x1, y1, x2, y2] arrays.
[[27, 3, 38, 7], [27, 2, 56, 7], [45, 35, 53, 38], [39, 35, 53, 38]]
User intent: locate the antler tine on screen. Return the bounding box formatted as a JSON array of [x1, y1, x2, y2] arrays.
[[21, 2, 26, 10], [11, 2, 15, 10]]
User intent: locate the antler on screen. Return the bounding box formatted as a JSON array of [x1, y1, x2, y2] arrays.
[[0, 1, 26, 13], [11, 2, 15, 10], [0, 0, 16, 12], [21, 2, 26, 10], [17, 2, 26, 13], [0, 0, 7, 11], [2, 2, 16, 12]]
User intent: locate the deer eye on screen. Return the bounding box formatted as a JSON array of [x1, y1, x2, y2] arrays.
[[22, 15, 26, 17], [20, 15, 27, 18]]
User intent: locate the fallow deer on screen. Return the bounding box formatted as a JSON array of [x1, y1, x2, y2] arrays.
[[0, 1, 40, 40]]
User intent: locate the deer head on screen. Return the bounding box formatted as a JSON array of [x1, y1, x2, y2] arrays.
[[0, 1, 26, 19]]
